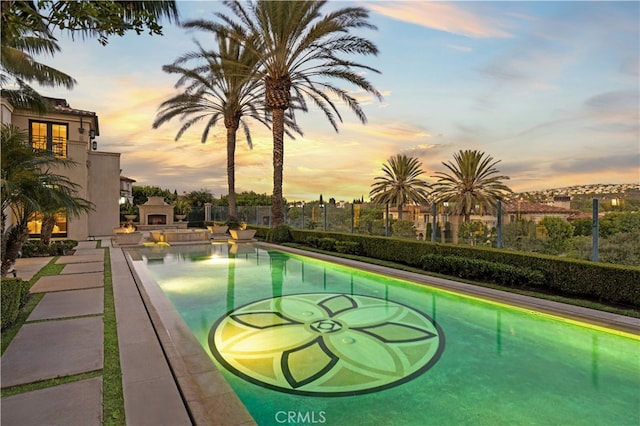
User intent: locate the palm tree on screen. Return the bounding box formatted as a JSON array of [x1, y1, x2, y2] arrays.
[[1, 1, 75, 112], [369, 154, 431, 220], [1, 1, 179, 112], [431, 149, 512, 223], [154, 32, 301, 222], [1, 124, 93, 276], [187, 0, 382, 227]]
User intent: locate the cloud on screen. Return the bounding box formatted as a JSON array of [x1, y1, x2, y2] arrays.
[[368, 2, 511, 39], [551, 153, 640, 175]]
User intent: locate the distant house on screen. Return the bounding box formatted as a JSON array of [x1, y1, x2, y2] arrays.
[[502, 200, 579, 224], [120, 174, 136, 204], [1, 96, 121, 240]]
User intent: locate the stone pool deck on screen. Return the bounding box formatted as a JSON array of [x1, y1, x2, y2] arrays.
[[1, 239, 254, 426], [1, 240, 638, 426]]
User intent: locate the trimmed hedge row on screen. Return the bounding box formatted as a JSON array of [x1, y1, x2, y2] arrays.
[[420, 254, 545, 288], [253, 226, 640, 308], [20, 240, 77, 257], [1, 278, 31, 330]]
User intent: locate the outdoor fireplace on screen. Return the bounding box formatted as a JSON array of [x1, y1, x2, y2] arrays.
[[138, 196, 175, 226], [147, 214, 167, 225]]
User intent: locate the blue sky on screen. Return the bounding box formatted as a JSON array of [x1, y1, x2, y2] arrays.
[[34, 1, 639, 201]]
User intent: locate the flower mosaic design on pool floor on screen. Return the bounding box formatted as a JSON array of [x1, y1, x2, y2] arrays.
[[209, 293, 445, 396]]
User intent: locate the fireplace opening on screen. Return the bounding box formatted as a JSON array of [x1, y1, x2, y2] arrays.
[[148, 214, 167, 225]]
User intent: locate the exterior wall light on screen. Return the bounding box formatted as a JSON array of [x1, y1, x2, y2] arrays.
[[89, 129, 96, 139], [92, 140, 97, 150]]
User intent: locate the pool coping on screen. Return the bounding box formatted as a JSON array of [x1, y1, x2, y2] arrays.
[[124, 243, 639, 425], [124, 248, 257, 426]]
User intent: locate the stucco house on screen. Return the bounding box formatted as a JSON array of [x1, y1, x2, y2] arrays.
[[1, 96, 121, 240]]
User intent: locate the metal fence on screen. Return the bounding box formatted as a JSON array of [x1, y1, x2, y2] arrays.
[[187, 203, 452, 241]]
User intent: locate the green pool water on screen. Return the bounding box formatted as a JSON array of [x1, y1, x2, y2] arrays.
[[134, 243, 640, 426]]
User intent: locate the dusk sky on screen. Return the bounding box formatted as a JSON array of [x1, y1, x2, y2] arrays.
[[33, 1, 639, 201]]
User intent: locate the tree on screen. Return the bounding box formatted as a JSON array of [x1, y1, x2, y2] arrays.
[[458, 221, 493, 246], [184, 189, 215, 208], [132, 185, 176, 206], [1, 124, 93, 276], [391, 220, 417, 239], [195, 0, 382, 227], [539, 216, 574, 255], [431, 150, 512, 222], [369, 154, 430, 220], [154, 29, 300, 222], [1, 1, 178, 111]]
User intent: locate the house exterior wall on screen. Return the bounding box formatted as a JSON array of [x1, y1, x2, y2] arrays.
[[6, 101, 120, 240], [88, 151, 121, 236]]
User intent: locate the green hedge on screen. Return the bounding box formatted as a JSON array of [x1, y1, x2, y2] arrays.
[[257, 227, 640, 308], [20, 240, 77, 257], [1, 278, 31, 330], [421, 254, 545, 288]]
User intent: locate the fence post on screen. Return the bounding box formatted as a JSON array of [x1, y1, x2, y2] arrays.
[[431, 203, 437, 242], [385, 203, 390, 237], [323, 205, 327, 231], [351, 203, 354, 233], [496, 200, 503, 249], [592, 199, 599, 262]]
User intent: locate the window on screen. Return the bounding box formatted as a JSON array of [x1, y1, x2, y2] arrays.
[[27, 211, 68, 238], [29, 121, 68, 157]]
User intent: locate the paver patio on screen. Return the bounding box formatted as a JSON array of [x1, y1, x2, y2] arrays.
[[1, 316, 103, 388]]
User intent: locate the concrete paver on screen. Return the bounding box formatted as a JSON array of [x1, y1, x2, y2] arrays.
[[61, 261, 104, 274], [9, 256, 52, 281], [109, 242, 192, 424], [73, 240, 100, 252], [56, 253, 104, 264], [0, 377, 103, 426], [72, 248, 106, 256], [30, 272, 103, 293], [27, 287, 104, 321], [1, 316, 104, 388]]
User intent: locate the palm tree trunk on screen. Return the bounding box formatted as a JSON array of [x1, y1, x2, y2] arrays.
[[271, 107, 285, 227], [1, 223, 29, 277], [226, 127, 238, 221], [397, 202, 403, 220], [40, 214, 56, 245]]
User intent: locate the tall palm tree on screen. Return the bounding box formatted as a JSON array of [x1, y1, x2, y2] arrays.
[[187, 0, 382, 227], [369, 154, 431, 220], [154, 32, 301, 222], [1, 1, 179, 112], [1, 124, 93, 276], [431, 149, 512, 223]]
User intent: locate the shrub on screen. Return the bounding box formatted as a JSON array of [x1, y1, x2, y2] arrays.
[[318, 238, 336, 251], [306, 236, 320, 248], [335, 241, 362, 255], [1, 278, 30, 330], [268, 225, 292, 243], [420, 254, 545, 288], [20, 240, 77, 257]]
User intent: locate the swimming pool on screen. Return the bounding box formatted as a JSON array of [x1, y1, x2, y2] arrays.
[[131, 243, 640, 425]]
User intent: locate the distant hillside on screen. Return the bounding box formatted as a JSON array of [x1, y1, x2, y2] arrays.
[[516, 183, 640, 199], [515, 183, 640, 212]]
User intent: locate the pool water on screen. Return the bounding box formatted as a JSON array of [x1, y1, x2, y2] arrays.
[[134, 243, 640, 425]]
